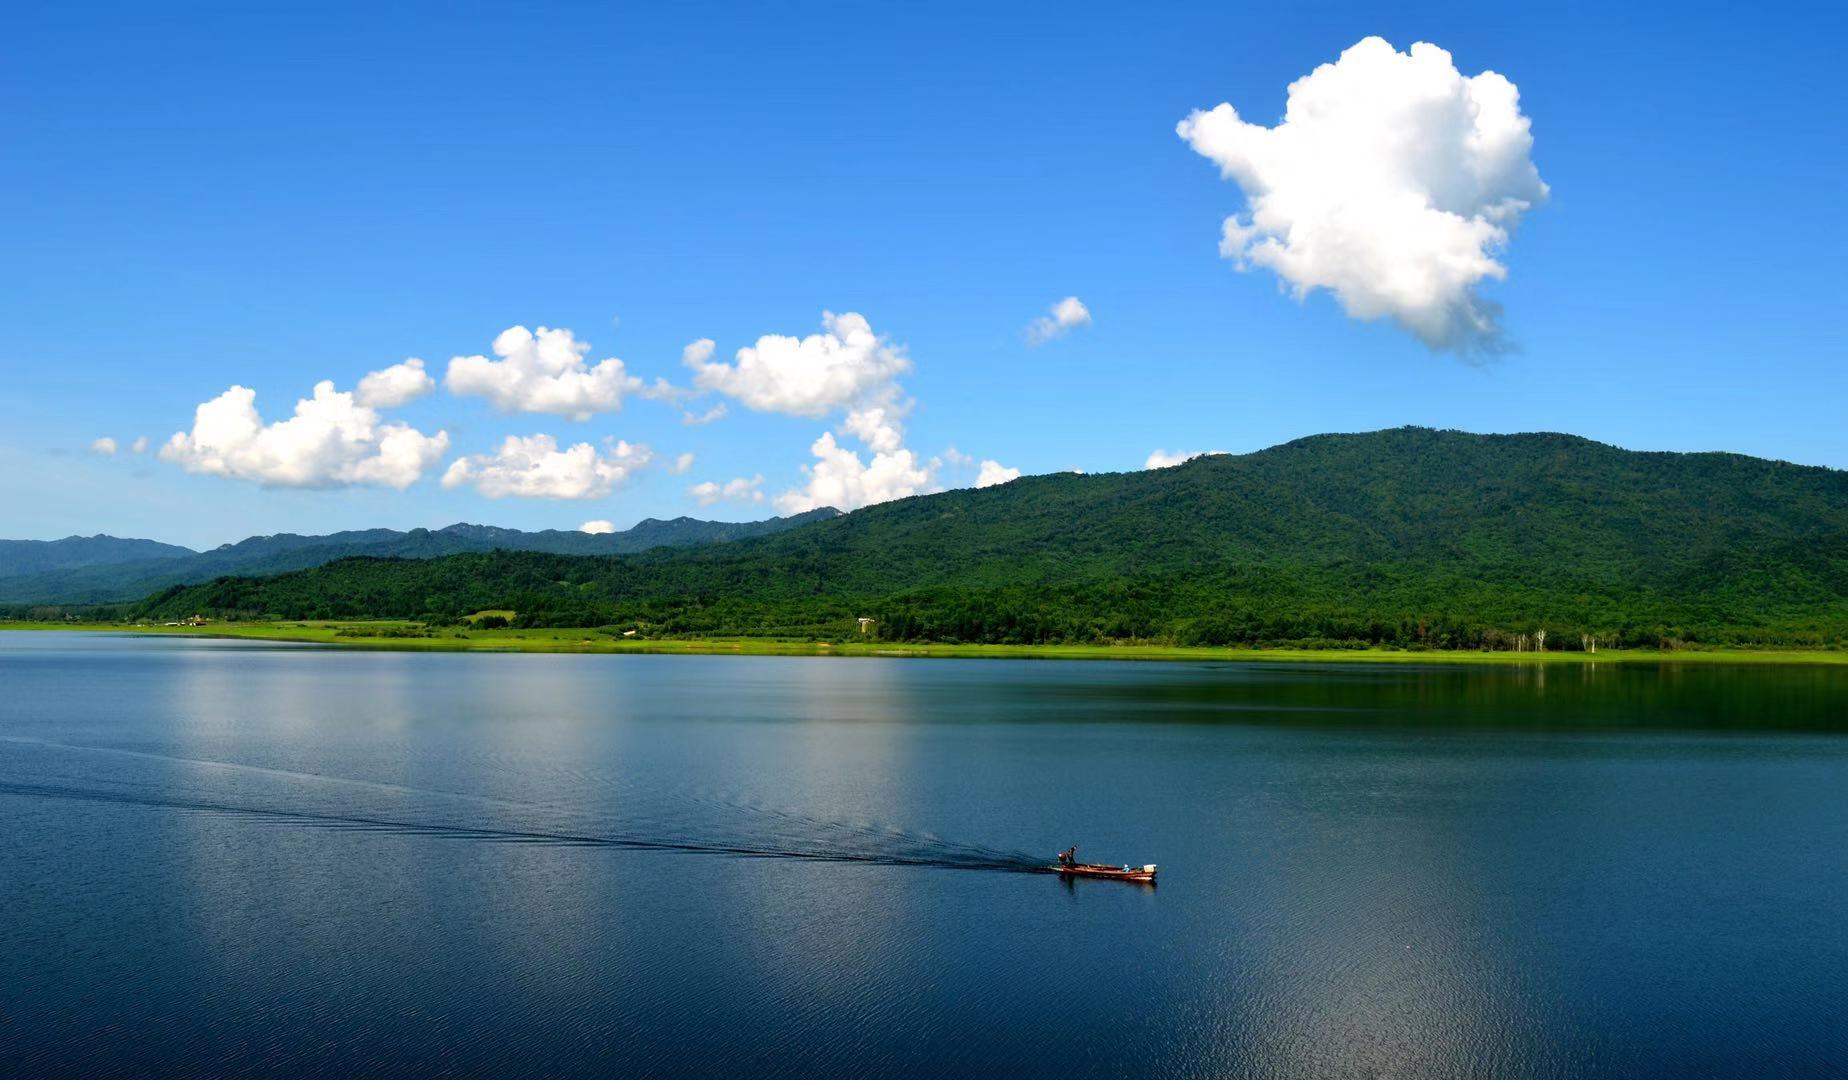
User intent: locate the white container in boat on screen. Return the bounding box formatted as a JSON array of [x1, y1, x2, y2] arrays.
[[1143, 864, 1157, 873]]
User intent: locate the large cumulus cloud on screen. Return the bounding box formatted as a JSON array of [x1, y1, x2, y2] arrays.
[[446, 326, 646, 420], [441, 434, 651, 499], [161, 376, 448, 489], [684, 312, 911, 417], [1178, 36, 1548, 354]]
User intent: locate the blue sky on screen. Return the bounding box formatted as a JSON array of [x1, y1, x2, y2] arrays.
[[3, 1, 1843, 548]]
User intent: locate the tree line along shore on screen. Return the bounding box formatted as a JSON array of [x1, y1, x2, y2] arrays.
[[5, 621, 1842, 665]]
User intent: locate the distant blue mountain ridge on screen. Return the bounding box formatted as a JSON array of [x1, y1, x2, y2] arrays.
[[0, 511, 841, 605]]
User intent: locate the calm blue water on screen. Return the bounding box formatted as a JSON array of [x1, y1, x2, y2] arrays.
[[2, 633, 1845, 1077]]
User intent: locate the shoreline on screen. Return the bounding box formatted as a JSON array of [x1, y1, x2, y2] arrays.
[[4, 621, 1844, 665]]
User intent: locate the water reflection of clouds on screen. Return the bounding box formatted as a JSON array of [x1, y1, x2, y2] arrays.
[[11, 635, 1848, 1075]]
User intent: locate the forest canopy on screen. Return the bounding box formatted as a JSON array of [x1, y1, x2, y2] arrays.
[[123, 429, 1848, 650]]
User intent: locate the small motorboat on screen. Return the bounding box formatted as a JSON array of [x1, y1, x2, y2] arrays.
[[1053, 858, 1158, 883]]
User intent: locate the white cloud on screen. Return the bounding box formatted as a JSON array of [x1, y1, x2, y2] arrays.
[[161, 381, 448, 489], [840, 406, 906, 454], [639, 376, 693, 404], [975, 459, 1021, 487], [687, 312, 910, 417], [690, 475, 766, 506], [774, 432, 934, 514], [130, 435, 149, 454], [690, 312, 1016, 514], [1145, 448, 1226, 469], [663, 341, 730, 424], [1178, 36, 1548, 354], [355, 358, 436, 409], [580, 519, 617, 534], [441, 434, 651, 499], [90, 437, 118, 456], [446, 326, 645, 420], [1027, 296, 1092, 345], [670, 451, 696, 475], [941, 446, 974, 467]]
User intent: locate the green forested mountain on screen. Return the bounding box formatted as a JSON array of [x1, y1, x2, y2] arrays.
[[130, 429, 1848, 648], [0, 511, 837, 604]]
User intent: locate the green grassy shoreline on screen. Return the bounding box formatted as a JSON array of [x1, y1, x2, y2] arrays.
[[5, 621, 1844, 665]]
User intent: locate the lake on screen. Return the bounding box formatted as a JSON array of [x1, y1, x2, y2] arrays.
[[2, 633, 1845, 1077]]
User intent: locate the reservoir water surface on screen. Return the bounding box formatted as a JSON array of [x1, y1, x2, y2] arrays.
[[2, 633, 1845, 1077]]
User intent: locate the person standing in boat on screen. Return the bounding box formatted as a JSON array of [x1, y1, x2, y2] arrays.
[[1058, 845, 1077, 867]]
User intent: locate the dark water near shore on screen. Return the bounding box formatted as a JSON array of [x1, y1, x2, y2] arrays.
[[3, 634, 1846, 1077]]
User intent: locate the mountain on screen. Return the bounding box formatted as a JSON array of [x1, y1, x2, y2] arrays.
[[0, 511, 839, 604], [0, 535, 195, 579], [125, 429, 1848, 649]]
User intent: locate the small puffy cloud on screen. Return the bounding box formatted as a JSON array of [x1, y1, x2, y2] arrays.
[[580, 519, 617, 534], [637, 376, 693, 404], [446, 326, 644, 420], [687, 312, 910, 417], [941, 446, 974, 468], [694, 312, 1006, 514], [441, 434, 651, 499], [840, 406, 906, 454], [1027, 296, 1092, 345], [1178, 36, 1548, 354], [90, 437, 118, 456], [355, 358, 436, 409], [690, 474, 766, 507], [161, 382, 448, 489], [681, 403, 728, 426], [670, 452, 696, 475], [774, 432, 934, 514], [975, 459, 1021, 487], [130, 435, 149, 454], [1145, 448, 1226, 469]]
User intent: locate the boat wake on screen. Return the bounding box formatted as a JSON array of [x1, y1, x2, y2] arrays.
[[0, 780, 1054, 875]]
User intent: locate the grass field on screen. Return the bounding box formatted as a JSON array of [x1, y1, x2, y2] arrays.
[[4, 621, 1844, 665]]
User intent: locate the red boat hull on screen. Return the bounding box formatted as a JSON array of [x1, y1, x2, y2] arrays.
[[1054, 863, 1157, 883]]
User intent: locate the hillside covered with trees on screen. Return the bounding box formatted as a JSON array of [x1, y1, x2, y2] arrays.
[[127, 429, 1848, 650]]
